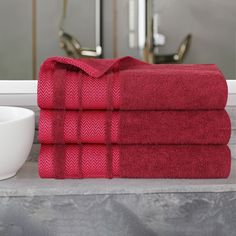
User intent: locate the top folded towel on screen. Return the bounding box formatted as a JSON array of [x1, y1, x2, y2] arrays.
[[38, 56, 228, 110]]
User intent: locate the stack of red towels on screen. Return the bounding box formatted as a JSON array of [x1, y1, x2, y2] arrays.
[[38, 56, 231, 179]]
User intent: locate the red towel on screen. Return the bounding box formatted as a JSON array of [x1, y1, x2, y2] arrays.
[[39, 144, 231, 179], [38, 56, 227, 110], [38, 110, 231, 144]]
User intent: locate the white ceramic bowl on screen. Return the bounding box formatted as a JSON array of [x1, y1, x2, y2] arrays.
[[0, 106, 35, 180]]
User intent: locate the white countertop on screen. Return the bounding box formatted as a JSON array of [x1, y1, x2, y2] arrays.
[[0, 160, 236, 197]]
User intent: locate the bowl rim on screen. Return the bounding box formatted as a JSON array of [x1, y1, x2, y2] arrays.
[[0, 106, 35, 125]]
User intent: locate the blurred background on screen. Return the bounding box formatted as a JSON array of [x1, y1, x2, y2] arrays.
[[0, 0, 235, 80]]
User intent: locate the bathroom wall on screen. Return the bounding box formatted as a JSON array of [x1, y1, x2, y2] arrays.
[[36, 0, 96, 74], [0, 0, 97, 80], [0, 0, 235, 80], [0, 0, 32, 80], [154, 0, 236, 80], [111, 0, 236, 79]]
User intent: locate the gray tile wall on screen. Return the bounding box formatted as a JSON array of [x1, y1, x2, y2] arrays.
[[0, 0, 32, 80]]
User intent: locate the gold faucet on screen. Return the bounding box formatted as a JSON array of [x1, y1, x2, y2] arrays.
[[59, 0, 102, 58], [142, 0, 192, 64]]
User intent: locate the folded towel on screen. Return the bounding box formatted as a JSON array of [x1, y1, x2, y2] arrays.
[[39, 110, 231, 144], [39, 144, 231, 179], [38, 56, 227, 110]]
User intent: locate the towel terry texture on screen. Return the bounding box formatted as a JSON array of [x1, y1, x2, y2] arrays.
[[37, 56, 231, 179], [38, 110, 231, 145], [39, 145, 231, 179], [38, 56, 228, 110]]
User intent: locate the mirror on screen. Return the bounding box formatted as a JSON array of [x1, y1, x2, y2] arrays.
[[0, 0, 235, 80]]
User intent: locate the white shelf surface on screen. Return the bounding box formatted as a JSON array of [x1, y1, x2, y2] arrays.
[[0, 160, 236, 197]]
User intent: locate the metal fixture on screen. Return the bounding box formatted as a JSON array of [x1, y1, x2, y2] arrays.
[[155, 34, 192, 63], [138, 0, 192, 64], [59, 0, 103, 58]]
